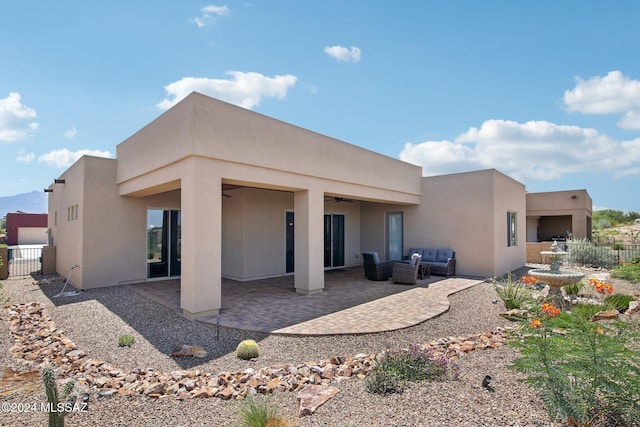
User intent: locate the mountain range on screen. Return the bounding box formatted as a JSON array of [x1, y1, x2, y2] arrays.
[[0, 191, 48, 218]]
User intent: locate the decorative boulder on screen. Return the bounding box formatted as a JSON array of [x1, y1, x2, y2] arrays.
[[169, 344, 207, 358]]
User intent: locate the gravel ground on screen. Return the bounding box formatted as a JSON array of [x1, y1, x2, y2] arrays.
[[2, 266, 636, 427]]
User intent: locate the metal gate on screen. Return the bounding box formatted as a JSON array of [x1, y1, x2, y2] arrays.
[[8, 246, 42, 277]]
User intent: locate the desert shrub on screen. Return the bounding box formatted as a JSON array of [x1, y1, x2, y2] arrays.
[[236, 339, 259, 360], [364, 368, 404, 395], [604, 294, 636, 313], [237, 397, 290, 427], [566, 238, 616, 269], [118, 334, 135, 347], [365, 343, 458, 395], [612, 257, 640, 284], [492, 273, 534, 310], [509, 303, 640, 426]]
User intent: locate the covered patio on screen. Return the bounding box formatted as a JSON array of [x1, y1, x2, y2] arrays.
[[128, 267, 483, 335]]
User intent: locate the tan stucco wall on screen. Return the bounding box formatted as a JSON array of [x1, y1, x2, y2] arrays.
[[222, 187, 362, 281], [117, 92, 422, 204], [492, 170, 527, 276], [526, 189, 592, 240], [222, 187, 294, 280], [360, 169, 526, 278], [48, 156, 86, 287], [404, 168, 529, 279], [48, 156, 181, 289]]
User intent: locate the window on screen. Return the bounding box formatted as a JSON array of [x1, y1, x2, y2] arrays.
[[507, 211, 517, 247], [386, 212, 403, 260]]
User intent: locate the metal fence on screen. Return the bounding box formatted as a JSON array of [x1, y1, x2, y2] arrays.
[[566, 241, 640, 268], [8, 246, 43, 277]]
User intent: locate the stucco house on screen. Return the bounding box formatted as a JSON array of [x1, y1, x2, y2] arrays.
[[46, 92, 590, 319]]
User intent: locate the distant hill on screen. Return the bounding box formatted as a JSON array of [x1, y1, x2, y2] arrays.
[[0, 191, 48, 218]]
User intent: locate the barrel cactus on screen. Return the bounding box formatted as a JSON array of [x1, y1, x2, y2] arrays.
[[235, 339, 259, 360]]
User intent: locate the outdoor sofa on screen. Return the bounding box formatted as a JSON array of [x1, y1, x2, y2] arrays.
[[403, 248, 456, 277]]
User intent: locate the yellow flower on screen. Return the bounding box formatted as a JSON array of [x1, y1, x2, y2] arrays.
[[529, 318, 542, 329]]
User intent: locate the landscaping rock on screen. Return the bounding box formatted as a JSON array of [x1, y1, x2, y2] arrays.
[[169, 344, 207, 358], [297, 384, 340, 417], [4, 301, 510, 407], [590, 309, 620, 322]]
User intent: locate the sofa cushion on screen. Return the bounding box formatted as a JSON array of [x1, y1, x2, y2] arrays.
[[422, 249, 437, 262], [435, 249, 454, 263], [408, 248, 424, 257], [370, 252, 381, 263], [410, 253, 421, 267]]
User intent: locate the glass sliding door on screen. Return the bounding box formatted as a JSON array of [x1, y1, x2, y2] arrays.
[[285, 211, 294, 274], [169, 210, 181, 276], [147, 209, 181, 279], [386, 212, 403, 260], [324, 214, 345, 268]]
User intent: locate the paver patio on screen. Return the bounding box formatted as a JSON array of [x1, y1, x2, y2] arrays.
[[128, 267, 484, 335]]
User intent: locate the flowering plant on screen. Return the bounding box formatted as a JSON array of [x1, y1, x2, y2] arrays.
[[509, 303, 640, 426], [521, 275, 537, 286], [589, 278, 614, 295], [540, 303, 561, 317]]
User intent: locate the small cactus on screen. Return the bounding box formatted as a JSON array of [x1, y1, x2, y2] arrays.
[[235, 339, 259, 360], [42, 363, 76, 427], [118, 334, 135, 347]]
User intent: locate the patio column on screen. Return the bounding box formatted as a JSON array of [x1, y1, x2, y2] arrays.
[[294, 188, 325, 294], [180, 158, 222, 319]]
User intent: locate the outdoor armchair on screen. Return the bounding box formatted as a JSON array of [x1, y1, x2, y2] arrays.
[[392, 253, 422, 285], [362, 252, 395, 281]]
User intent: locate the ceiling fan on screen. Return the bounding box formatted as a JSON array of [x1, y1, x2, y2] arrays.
[[325, 196, 355, 203]]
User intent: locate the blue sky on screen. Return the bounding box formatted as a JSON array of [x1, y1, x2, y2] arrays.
[[2, 1, 639, 212]]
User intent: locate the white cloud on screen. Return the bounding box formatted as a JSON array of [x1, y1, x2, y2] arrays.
[[0, 92, 39, 142], [324, 45, 362, 63], [64, 127, 77, 139], [564, 70, 640, 129], [16, 148, 34, 163], [157, 71, 297, 110], [194, 4, 230, 27], [399, 119, 640, 182], [38, 148, 113, 168]]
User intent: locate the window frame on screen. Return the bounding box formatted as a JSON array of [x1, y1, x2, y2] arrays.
[[507, 211, 517, 247]]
